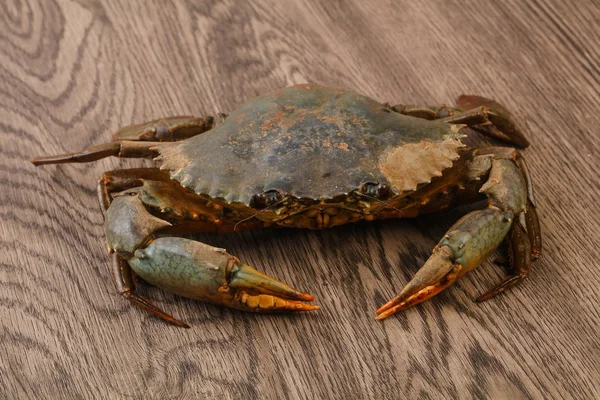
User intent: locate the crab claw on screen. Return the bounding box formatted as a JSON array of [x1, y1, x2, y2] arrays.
[[376, 246, 462, 319], [128, 237, 318, 313], [377, 208, 513, 320]]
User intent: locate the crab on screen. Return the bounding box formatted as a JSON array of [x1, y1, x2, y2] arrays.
[[32, 84, 541, 327]]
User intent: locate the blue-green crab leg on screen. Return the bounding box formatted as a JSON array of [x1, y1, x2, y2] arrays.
[[98, 168, 191, 326], [101, 172, 317, 327], [376, 208, 514, 319], [377, 154, 539, 319]]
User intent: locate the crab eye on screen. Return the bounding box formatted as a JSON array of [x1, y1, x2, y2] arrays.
[[250, 190, 284, 209], [360, 182, 390, 199]]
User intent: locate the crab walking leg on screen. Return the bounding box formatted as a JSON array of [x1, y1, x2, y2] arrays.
[[437, 106, 489, 126], [515, 155, 542, 259], [475, 220, 531, 302], [30, 140, 162, 166], [110, 115, 225, 142], [524, 199, 542, 259], [30, 115, 226, 166], [376, 157, 532, 319], [111, 254, 191, 328], [391, 95, 529, 148], [456, 95, 529, 148], [389, 104, 458, 120]]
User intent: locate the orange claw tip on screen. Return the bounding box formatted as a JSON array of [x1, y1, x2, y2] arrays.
[[296, 303, 320, 312], [375, 300, 409, 320], [375, 297, 401, 315], [229, 263, 315, 302], [375, 309, 396, 320], [297, 292, 315, 302]]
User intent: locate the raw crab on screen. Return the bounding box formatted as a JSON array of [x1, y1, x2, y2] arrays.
[[32, 84, 541, 327]]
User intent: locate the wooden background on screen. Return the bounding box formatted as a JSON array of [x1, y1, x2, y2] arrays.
[[1, 0, 599, 398]]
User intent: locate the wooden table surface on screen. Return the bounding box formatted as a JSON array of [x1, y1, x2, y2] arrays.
[[2, 1, 599, 398]]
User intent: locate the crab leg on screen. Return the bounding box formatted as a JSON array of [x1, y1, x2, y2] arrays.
[[515, 155, 542, 259], [99, 172, 316, 326], [97, 168, 171, 212], [30, 141, 163, 166], [475, 220, 531, 302], [30, 115, 226, 166], [110, 115, 224, 142], [524, 199, 542, 259], [457, 95, 529, 148], [110, 254, 191, 328], [437, 106, 489, 126], [97, 168, 192, 326], [377, 155, 537, 319], [390, 104, 456, 120], [392, 95, 529, 148]]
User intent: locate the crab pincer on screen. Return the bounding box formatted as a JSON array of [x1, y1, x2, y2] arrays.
[[101, 192, 317, 327], [377, 157, 537, 319], [128, 237, 318, 314], [376, 209, 512, 319]]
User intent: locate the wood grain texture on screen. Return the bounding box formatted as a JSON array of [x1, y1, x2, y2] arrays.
[[1, 0, 599, 398]]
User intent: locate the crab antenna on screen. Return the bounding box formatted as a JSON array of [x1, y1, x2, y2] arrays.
[[355, 192, 404, 217], [233, 197, 288, 232]]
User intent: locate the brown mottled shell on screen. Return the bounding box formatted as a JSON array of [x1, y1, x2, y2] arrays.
[[156, 84, 465, 205]]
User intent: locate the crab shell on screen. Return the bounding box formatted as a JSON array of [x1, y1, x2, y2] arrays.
[[156, 84, 465, 209]]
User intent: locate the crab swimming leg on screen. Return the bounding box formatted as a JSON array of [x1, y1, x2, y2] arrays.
[[391, 96, 529, 148], [456, 95, 530, 148], [376, 152, 540, 319], [30, 114, 227, 166]]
